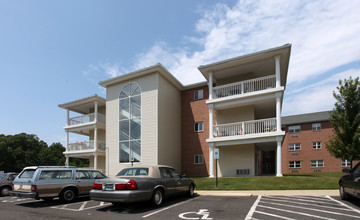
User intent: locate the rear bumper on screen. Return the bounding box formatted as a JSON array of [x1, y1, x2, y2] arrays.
[[90, 189, 151, 203], [9, 191, 37, 199]]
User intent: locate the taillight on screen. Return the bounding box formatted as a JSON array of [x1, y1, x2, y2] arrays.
[[31, 185, 37, 192], [93, 183, 103, 190], [115, 180, 137, 190]]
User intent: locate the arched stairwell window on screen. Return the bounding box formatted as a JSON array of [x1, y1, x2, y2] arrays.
[[119, 83, 141, 163]]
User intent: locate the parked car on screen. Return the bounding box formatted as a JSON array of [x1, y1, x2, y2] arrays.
[[10, 166, 107, 202], [339, 162, 360, 200], [0, 173, 18, 196], [90, 165, 195, 206]]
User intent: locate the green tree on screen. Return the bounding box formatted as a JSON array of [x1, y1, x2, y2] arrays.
[[326, 76, 360, 169], [41, 142, 66, 166]]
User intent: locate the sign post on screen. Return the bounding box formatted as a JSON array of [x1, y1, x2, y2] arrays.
[[214, 148, 219, 188]]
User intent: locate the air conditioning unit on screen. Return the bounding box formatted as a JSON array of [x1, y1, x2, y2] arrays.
[[236, 169, 250, 175]]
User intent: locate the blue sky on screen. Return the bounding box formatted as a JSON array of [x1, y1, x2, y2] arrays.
[[1, 0, 360, 145]]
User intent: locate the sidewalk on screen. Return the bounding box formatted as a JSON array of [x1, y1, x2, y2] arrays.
[[196, 190, 339, 196]]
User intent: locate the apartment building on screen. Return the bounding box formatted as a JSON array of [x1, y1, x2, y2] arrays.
[[282, 111, 352, 173], [58, 95, 106, 172], [59, 44, 292, 177]]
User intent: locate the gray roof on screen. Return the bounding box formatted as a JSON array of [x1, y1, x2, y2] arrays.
[[282, 111, 331, 126]]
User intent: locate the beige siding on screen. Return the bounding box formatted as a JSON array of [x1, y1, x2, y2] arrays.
[[217, 105, 254, 124], [157, 74, 182, 171], [217, 144, 255, 177], [105, 73, 159, 177]]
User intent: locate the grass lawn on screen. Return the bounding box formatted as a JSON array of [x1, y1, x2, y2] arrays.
[[193, 172, 344, 190]]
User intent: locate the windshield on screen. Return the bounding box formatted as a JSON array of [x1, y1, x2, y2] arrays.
[[18, 169, 36, 179], [89, 171, 107, 179], [0, 174, 6, 180], [116, 168, 149, 177]]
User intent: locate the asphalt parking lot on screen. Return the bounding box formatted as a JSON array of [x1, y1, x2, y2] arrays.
[[1, 194, 360, 219]]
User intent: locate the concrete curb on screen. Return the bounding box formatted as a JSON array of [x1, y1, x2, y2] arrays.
[[195, 190, 339, 196]]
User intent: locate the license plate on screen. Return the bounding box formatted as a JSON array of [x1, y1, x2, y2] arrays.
[[105, 184, 114, 191]]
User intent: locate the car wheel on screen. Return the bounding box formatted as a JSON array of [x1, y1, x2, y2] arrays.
[[151, 189, 163, 206], [0, 186, 10, 196], [187, 184, 195, 197], [60, 188, 77, 202], [339, 184, 349, 200]]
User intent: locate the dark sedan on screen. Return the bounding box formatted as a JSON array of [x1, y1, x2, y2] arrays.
[[90, 165, 195, 206], [339, 162, 360, 200]]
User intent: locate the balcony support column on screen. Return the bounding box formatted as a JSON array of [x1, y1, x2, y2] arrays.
[[94, 154, 98, 170], [276, 137, 283, 177], [209, 143, 215, 177], [66, 109, 70, 126], [65, 156, 69, 167], [274, 55, 281, 88], [275, 92, 282, 132], [209, 104, 214, 138], [94, 127, 98, 150], [208, 72, 213, 100], [94, 101, 98, 122], [66, 130, 69, 152]]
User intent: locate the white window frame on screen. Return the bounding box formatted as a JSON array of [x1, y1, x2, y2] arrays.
[[194, 154, 204, 164], [288, 125, 301, 133], [194, 122, 204, 132], [342, 159, 351, 167], [289, 143, 301, 151], [289, 161, 301, 168], [311, 160, 324, 167], [312, 142, 322, 149], [194, 89, 204, 100], [312, 123, 321, 131]]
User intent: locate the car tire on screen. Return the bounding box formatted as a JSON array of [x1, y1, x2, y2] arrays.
[[0, 186, 10, 196], [187, 184, 195, 197], [60, 188, 77, 202], [151, 189, 163, 206], [339, 184, 349, 200]]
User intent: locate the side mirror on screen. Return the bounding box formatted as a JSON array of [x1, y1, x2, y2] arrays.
[[181, 174, 187, 178], [342, 168, 351, 173]]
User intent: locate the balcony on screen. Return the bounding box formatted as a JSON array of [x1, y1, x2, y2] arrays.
[[213, 118, 277, 138], [67, 113, 105, 127], [213, 75, 276, 99], [66, 140, 106, 152]]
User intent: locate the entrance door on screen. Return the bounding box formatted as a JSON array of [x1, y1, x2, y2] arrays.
[[262, 151, 275, 174]]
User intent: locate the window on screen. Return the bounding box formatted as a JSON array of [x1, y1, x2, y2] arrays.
[[159, 167, 181, 178], [194, 154, 204, 164], [119, 83, 142, 163], [289, 161, 301, 168], [194, 90, 204, 100], [311, 160, 324, 167], [76, 171, 91, 179], [313, 142, 322, 149], [342, 159, 351, 167], [116, 168, 149, 176], [194, 122, 203, 132], [90, 171, 107, 179], [288, 125, 301, 133], [312, 123, 321, 131], [39, 170, 72, 180], [289, 143, 301, 151]]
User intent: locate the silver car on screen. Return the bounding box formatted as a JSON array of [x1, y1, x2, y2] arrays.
[[0, 173, 18, 196], [90, 165, 195, 206]]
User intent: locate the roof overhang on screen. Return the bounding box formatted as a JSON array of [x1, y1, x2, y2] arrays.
[[58, 95, 106, 114], [98, 63, 185, 90]]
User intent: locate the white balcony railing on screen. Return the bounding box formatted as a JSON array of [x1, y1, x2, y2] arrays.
[[213, 118, 277, 138], [213, 75, 276, 99], [67, 141, 106, 152], [67, 113, 105, 126]]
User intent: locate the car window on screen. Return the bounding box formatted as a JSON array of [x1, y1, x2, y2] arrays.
[[0, 174, 6, 180], [39, 170, 72, 180], [76, 171, 91, 179], [159, 167, 172, 178], [168, 168, 181, 178], [353, 165, 360, 175], [116, 168, 149, 176], [7, 174, 17, 181], [89, 171, 107, 179], [19, 169, 36, 179]]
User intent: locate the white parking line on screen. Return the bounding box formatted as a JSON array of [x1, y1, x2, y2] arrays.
[[142, 198, 195, 218], [257, 205, 336, 220], [261, 200, 360, 219], [326, 196, 360, 215], [264, 196, 336, 206], [245, 195, 261, 220], [254, 210, 295, 220]]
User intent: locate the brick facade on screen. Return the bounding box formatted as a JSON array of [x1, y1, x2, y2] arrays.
[[181, 85, 210, 177], [282, 120, 351, 173]]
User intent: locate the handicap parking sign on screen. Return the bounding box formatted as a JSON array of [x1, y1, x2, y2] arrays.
[[214, 149, 219, 159]]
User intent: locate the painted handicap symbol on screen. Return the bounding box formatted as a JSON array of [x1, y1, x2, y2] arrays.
[[178, 209, 212, 219]]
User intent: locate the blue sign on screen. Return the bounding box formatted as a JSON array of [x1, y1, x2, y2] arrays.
[[214, 149, 219, 159]]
